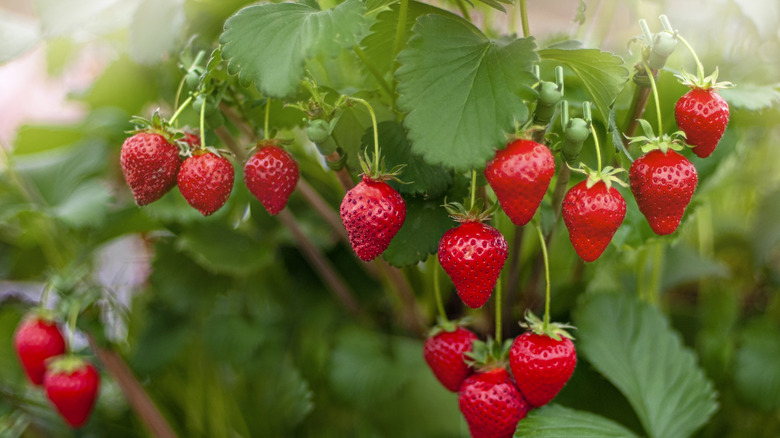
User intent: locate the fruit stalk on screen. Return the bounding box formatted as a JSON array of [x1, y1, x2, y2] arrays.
[[433, 259, 447, 321], [168, 94, 195, 126], [264, 98, 271, 141], [671, 32, 706, 81], [519, 0, 530, 37], [534, 223, 551, 329], [643, 63, 664, 130]]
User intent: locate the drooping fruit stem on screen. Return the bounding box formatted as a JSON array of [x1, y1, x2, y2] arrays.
[[495, 243, 503, 344], [588, 108, 603, 173], [264, 98, 271, 141], [67, 302, 79, 351], [199, 94, 207, 150], [643, 63, 663, 132], [534, 223, 551, 330], [433, 259, 447, 322], [350, 97, 380, 172], [667, 30, 705, 82], [470, 169, 477, 210], [169, 94, 195, 126], [519, 0, 530, 38]]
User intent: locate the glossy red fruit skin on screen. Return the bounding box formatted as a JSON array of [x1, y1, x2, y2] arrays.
[[120, 132, 181, 206], [562, 180, 626, 262], [244, 146, 299, 215], [181, 132, 200, 148], [675, 88, 729, 158], [13, 317, 66, 386], [509, 332, 576, 408], [177, 152, 235, 216], [44, 362, 100, 428], [423, 327, 478, 392], [438, 221, 507, 309], [458, 367, 530, 438], [629, 150, 698, 235], [340, 175, 406, 262], [485, 139, 555, 226]]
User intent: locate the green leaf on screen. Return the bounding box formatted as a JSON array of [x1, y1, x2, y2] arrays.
[[220, 0, 367, 98], [128, 0, 186, 65], [734, 318, 780, 411], [382, 196, 454, 267], [539, 45, 629, 122], [361, 121, 452, 197], [718, 83, 780, 112], [575, 292, 718, 438], [176, 222, 275, 276], [515, 404, 640, 437], [396, 14, 538, 171], [52, 181, 112, 228]]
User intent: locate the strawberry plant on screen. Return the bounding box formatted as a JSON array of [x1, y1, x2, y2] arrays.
[[1, 1, 780, 437]]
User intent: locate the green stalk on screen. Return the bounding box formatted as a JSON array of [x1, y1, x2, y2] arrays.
[[40, 284, 52, 307], [674, 34, 706, 81], [353, 45, 394, 99], [470, 169, 477, 210], [350, 97, 380, 171], [172, 76, 187, 127], [199, 95, 207, 150], [643, 63, 663, 131], [519, 0, 530, 38], [393, 0, 409, 65], [264, 98, 271, 141], [590, 122, 602, 173], [67, 303, 79, 352], [534, 223, 551, 329], [433, 260, 447, 322], [169, 94, 195, 126], [495, 267, 503, 343]]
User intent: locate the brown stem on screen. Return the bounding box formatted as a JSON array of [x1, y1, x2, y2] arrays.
[[87, 336, 178, 438], [374, 259, 427, 336], [622, 67, 657, 147], [214, 126, 247, 162], [326, 151, 355, 191], [277, 209, 364, 317]]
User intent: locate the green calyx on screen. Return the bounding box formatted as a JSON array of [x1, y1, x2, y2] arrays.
[[428, 316, 473, 337], [45, 355, 89, 375], [676, 67, 734, 91], [628, 119, 687, 154], [465, 337, 512, 371], [128, 111, 175, 140], [358, 150, 405, 182], [521, 311, 576, 342], [443, 199, 498, 224], [569, 163, 628, 191]]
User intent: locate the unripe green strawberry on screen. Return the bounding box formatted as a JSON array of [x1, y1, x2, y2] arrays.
[[340, 175, 406, 262], [423, 326, 478, 392], [629, 149, 697, 235], [244, 145, 299, 215], [484, 139, 555, 226], [562, 180, 626, 262], [13, 314, 66, 386], [178, 150, 235, 216], [120, 132, 181, 205], [44, 357, 100, 428], [458, 367, 530, 438], [438, 221, 507, 309]]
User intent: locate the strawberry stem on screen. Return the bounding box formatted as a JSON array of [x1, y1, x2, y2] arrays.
[[199, 94, 207, 150], [673, 33, 706, 83], [433, 259, 447, 322], [264, 98, 271, 141], [350, 97, 380, 172], [589, 117, 602, 173], [173, 77, 187, 128], [470, 169, 477, 210], [643, 63, 663, 132], [534, 222, 551, 330], [494, 240, 503, 344], [519, 0, 530, 37], [169, 94, 195, 126], [66, 302, 79, 352], [40, 283, 52, 307]]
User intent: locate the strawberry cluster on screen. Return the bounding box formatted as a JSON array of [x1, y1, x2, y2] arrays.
[[119, 116, 300, 217], [13, 313, 100, 428], [423, 316, 576, 438]]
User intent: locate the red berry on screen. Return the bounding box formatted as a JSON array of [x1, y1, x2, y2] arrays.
[[340, 175, 406, 261], [629, 149, 697, 235], [485, 139, 555, 226], [509, 332, 577, 407], [181, 132, 201, 148], [244, 145, 299, 215], [562, 180, 626, 262], [120, 132, 181, 205], [13, 315, 66, 386], [675, 88, 729, 158], [178, 151, 235, 216], [458, 367, 530, 438], [44, 358, 100, 428], [438, 221, 507, 309], [423, 326, 478, 392]]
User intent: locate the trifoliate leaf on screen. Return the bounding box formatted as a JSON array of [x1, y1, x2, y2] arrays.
[[396, 14, 537, 171], [221, 0, 367, 98]]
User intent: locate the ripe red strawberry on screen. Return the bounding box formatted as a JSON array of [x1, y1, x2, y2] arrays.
[[13, 314, 66, 386], [459, 367, 530, 438], [509, 331, 576, 407], [674, 70, 731, 158], [340, 175, 406, 261], [181, 131, 201, 148], [120, 132, 181, 205], [44, 357, 100, 428], [438, 221, 507, 309], [485, 139, 555, 226], [244, 145, 299, 215], [630, 149, 697, 235], [423, 325, 478, 392], [178, 150, 235, 216], [562, 178, 626, 262]]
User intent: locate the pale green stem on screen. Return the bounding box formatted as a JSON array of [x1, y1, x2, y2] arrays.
[[519, 0, 530, 37], [590, 122, 602, 173], [495, 267, 503, 343], [470, 170, 477, 210], [199, 96, 207, 150], [433, 259, 447, 322], [349, 97, 380, 170], [643, 63, 663, 131], [535, 223, 551, 329], [674, 34, 706, 82], [173, 76, 187, 127], [67, 303, 79, 352], [169, 94, 194, 125], [264, 98, 271, 141]]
